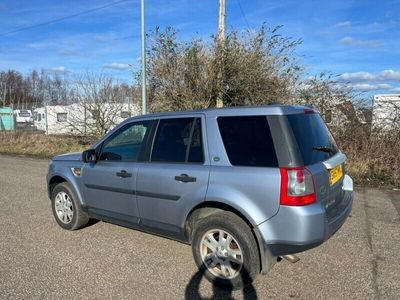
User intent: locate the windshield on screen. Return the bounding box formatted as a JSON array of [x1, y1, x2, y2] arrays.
[[286, 113, 338, 165]]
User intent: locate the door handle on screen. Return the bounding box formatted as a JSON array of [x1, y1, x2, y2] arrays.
[[116, 170, 132, 178], [174, 174, 196, 183]]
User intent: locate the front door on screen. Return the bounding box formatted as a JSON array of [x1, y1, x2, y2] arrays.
[[136, 117, 210, 239], [82, 120, 156, 223]]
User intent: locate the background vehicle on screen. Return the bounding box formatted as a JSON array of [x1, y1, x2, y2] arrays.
[[14, 109, 33, 124], [47, 105, 353, 289]]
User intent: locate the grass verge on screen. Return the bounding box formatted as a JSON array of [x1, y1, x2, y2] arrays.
[[0, 132, 94, 159]]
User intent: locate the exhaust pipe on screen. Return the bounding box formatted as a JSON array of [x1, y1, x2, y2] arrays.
[[282, 254, 300, 263]]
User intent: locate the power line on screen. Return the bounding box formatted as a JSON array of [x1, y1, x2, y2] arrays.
[[237, 0, 250, 29], [0, 0, 131, 37]]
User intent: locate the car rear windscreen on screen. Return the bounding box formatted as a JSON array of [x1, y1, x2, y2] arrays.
[[286, 113, 339, 165], [217, 116, 278, 167]]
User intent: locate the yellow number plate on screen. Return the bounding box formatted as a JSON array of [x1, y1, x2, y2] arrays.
[[329, 164, 343, 185]]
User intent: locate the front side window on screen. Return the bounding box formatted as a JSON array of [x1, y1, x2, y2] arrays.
[[100, 120, 154, 161], [151, 117, 204, 163], [217, 116, 278, 167], [57, 113, 67, 122]]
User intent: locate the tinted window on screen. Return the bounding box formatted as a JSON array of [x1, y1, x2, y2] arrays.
[[151, 118, 204, 163], [217, 116, 278, 167], [286, 113, 339, 165], [100, 120, 154, 161]]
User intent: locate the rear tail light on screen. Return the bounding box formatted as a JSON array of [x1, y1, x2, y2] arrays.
[[304, 108, 315, 114], [280, 167, 316, 206]]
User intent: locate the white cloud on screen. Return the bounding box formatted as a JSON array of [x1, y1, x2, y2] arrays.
[[389, 87, 400, 93], [102, 63, 130, 70], [379, 70, 400, 81], [335, 21, 352, 28], [340, 70, 400, 82], [339, 36, 380, 48], [340, 71, 374, 81], [340, 70, 400, 92], [46, 66, 66, 74], [349, 83, 393, 91], [339, 36, 353, 45]]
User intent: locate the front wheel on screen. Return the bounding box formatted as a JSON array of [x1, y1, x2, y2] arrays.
[[191, 211, 260, 290], [51, 182, 89, 230]]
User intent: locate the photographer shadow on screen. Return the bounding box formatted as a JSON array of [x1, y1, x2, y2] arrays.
[[184, 265, 258, 300]]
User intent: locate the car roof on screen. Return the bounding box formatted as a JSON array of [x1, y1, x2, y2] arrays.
[[127, 104, 312, 121]]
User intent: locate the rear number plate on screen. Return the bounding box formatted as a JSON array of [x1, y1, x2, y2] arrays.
[[329, 164, 343, 185]]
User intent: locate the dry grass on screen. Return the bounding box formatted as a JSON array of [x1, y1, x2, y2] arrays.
[[0, 132, 94, 159], [335, 127, 400, 188]]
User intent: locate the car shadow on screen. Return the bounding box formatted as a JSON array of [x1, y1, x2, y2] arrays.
[[86, 218, 100, 227], [184, 265, 258, 300]]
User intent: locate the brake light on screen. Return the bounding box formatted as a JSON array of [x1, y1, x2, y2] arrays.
[[304, 108, 315, 114], [280, 167, 316, 206]]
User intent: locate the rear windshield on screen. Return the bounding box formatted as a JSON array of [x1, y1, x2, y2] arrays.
[[217, 116, 278, 167], [286, 113, 338, 165]]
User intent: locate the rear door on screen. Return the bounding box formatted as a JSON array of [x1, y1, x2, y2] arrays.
[[136, 116, 210, 238], [82, 120, 155, 222], [285, 112, 346, 218]]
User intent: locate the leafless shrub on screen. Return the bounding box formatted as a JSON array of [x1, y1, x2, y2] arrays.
[[146, 25, 302, 112]]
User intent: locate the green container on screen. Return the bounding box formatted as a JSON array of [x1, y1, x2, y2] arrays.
[[0, 107, 15, 131]]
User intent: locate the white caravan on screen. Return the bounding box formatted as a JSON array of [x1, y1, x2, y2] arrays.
[[14, 109, 33, 124], [33, 103, 139, 135], [372, 94, 400, 130]]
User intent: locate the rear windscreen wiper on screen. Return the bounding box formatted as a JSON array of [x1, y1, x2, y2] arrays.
[[312, 146, 332, 153]]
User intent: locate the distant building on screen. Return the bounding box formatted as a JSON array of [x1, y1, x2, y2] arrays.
[[372, 94, 400, 130]]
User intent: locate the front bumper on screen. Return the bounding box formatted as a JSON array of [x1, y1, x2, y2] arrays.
[[257, 175, 354, 258]]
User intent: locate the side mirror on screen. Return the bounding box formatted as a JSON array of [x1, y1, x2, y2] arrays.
[[82, 149, 97, 163]]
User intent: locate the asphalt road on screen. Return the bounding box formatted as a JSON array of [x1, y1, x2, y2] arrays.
[[0, 154, 399, 300]]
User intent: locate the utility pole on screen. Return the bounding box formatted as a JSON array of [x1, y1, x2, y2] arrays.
[[140, 0, 147, 114], [216, 0, 225, 108], [218, 0, 226, 43]]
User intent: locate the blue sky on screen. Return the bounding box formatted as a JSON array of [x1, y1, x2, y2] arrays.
[[1, 0, 400, 95]]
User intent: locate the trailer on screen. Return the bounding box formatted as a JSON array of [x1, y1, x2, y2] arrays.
[[33, 103, 139, 135], [372, 94, 400, 130]]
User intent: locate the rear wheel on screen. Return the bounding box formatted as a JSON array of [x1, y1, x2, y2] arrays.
[[191, 211, 260, 290], [51, 182, 89, 230]]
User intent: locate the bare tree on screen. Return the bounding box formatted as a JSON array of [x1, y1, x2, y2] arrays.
[[67, 72, 138, 137]]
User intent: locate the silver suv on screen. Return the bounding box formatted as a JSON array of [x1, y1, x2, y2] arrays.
[[47, 105, 353, 289]]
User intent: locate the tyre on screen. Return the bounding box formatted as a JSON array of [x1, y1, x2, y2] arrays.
[[191, 211, 260, 290], [51, 182, 89, 230]]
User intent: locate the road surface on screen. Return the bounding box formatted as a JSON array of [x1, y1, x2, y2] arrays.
[[0, 154, 399, 299]]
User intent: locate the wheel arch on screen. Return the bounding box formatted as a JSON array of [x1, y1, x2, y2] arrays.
[[48, 173, 86, 207], [185, 201, 272, 274]]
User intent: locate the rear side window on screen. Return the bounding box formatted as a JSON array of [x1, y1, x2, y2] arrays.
[[151, 118, 204, 163], [286, 113, 339, 165], [217, 116, 278, 167]]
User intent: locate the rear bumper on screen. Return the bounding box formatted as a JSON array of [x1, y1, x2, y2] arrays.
[[257, 175, 354, 257]]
